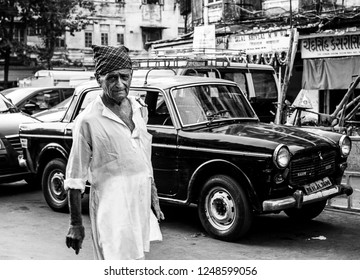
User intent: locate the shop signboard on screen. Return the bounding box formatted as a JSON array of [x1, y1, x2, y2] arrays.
[[301, 34, 360, 59], [227, 29, 291, 54]]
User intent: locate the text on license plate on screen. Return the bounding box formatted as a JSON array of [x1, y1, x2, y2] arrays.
[[303, 177, 332, 194]]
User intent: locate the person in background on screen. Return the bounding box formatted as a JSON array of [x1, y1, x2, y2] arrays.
[[64, 44, 164, 260]]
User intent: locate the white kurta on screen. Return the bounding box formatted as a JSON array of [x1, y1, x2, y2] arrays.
[[64, 95, 162, 260]]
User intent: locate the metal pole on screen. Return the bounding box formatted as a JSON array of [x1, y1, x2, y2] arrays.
[[204, 0, 209, 25], [289, 0, 293, 29]]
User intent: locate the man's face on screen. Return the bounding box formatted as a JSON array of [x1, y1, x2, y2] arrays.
[[100, 68, 132, 104]]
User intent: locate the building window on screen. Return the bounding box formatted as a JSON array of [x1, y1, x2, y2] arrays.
[[27, 25, 42, 36], [55, 37, 65, 48], [85, 32, 93, 48], [142, 0, 163, 4], [101, 33, 109, 46], [14, 28, 25, 42], [117, 33, 124, 45], [178, 27, 185, 36], [208, 0, 222, 4]]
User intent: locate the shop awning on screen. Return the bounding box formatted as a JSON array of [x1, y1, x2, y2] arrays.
[[140, 25, 168, 29], [302, 56, 360, 90]]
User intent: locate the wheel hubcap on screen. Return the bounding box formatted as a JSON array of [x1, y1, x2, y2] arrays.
[[205, 187, 236, 230], [49, 172, 66, 202]]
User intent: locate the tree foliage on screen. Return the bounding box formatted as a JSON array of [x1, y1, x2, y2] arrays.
[[30, 0, 95, 69], [0, 0, 37, 87], [0, 0, 95, 87]]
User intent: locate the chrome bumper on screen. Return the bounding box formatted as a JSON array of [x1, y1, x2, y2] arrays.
[[262, 184, 353, 212]]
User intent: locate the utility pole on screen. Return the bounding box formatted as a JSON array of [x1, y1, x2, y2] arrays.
[[204, 0, 208, 25], [289, 0, 293, 28]]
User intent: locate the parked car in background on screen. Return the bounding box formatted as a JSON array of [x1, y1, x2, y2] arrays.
[[133, 57, 280, 123], [1, 87, 74, 116], [19, 76, 352, 241], [32, 96, 72, 122], [0, 93, 39, 184]]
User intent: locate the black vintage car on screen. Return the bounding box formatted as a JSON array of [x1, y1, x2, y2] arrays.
[[0, 93, 39, 184], [19, 76, 353, 241]]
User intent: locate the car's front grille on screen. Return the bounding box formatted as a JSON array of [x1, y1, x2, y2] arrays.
[[289, 150, 336, 186], [5, 135, 22, 154]]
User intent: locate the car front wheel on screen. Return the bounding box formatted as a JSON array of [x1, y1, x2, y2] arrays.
[[284, 200, 327, 221], [42, 158, 68, 212], [198, 175, 252, 241]]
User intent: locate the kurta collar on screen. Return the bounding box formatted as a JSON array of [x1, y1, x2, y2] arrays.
[[96, 95, 141, 136]]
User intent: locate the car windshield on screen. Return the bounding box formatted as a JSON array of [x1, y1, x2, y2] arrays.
[[0, 93, 18, 113], [171, 84, 256, 126]]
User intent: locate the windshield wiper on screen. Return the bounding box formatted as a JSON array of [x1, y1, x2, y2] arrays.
[[206, 109, 230, 126]]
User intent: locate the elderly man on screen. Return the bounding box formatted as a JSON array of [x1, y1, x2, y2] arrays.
[[64, 45, 164, 260]]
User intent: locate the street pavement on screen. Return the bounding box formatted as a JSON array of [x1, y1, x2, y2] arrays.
[[329, 171, 360, 211], [0, 180, 360, 260]]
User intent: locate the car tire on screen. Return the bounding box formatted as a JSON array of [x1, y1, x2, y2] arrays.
[[284, 200, 327, 221], [198, 175, 252, 241], [42, 158, 68, 213]]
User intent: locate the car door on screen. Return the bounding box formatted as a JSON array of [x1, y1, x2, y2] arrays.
[[62, 88, 101, 153], [132, 89, 180, 197]]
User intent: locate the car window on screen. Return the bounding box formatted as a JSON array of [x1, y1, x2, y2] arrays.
[[53, 96, 72, 109], [80, 90, 101, 111], [66, 89, 101, 122], [223, 72, 248, 97], [131, 90, 172, 126], [63, 88, 75, 99], [171, 84, 255, 126], [252, 72, 277, 99], [22, 89, 61, 114]]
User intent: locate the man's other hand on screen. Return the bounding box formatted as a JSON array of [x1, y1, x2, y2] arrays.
[[153, 202, 165, 221], [66, 225, 85, 254]]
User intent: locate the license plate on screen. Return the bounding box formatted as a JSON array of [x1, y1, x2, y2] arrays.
[[303, 177, 332, 194]]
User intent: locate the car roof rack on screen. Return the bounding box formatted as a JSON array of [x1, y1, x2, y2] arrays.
[[132, 47, 246, 69], [131, 48, 247, 84]]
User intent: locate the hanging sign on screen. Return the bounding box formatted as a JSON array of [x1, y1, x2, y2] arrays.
[[228, 29, 291, 54], [193, 25, 216, 52], [301, 34, 360, 58]]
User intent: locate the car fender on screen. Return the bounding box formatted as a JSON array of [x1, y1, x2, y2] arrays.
[[187, 159, 262, 211], [37, 142, 69, 174]]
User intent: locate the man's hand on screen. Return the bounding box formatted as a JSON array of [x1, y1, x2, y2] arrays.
[[66, 225, 85, 255], [66, 189, 84, 254], [152, 198, 165, 221], [151, 178, 165, 221]]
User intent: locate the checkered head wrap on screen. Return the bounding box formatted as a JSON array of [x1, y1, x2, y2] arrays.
[[92, 45, 132, 77]]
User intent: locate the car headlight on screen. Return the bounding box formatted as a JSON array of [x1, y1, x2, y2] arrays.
[[339, 135, 351, 158], [273, 144, 291, 169]]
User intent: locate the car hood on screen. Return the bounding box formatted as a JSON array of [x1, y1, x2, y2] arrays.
[[191, 121, 340, 154], [0, 113, 39, 136]]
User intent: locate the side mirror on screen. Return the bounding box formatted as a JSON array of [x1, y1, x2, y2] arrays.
[[24, 103, 37, 114]]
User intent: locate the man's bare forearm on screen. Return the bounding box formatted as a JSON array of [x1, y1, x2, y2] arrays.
[[68, 189, 82, 226], [150, 178, 159, 205]]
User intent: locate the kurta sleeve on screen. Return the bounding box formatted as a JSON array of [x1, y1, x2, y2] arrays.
[[64, 117, 92, 193]]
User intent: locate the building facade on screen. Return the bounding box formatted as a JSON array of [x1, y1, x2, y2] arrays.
[[24, 0, 184, 67]]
